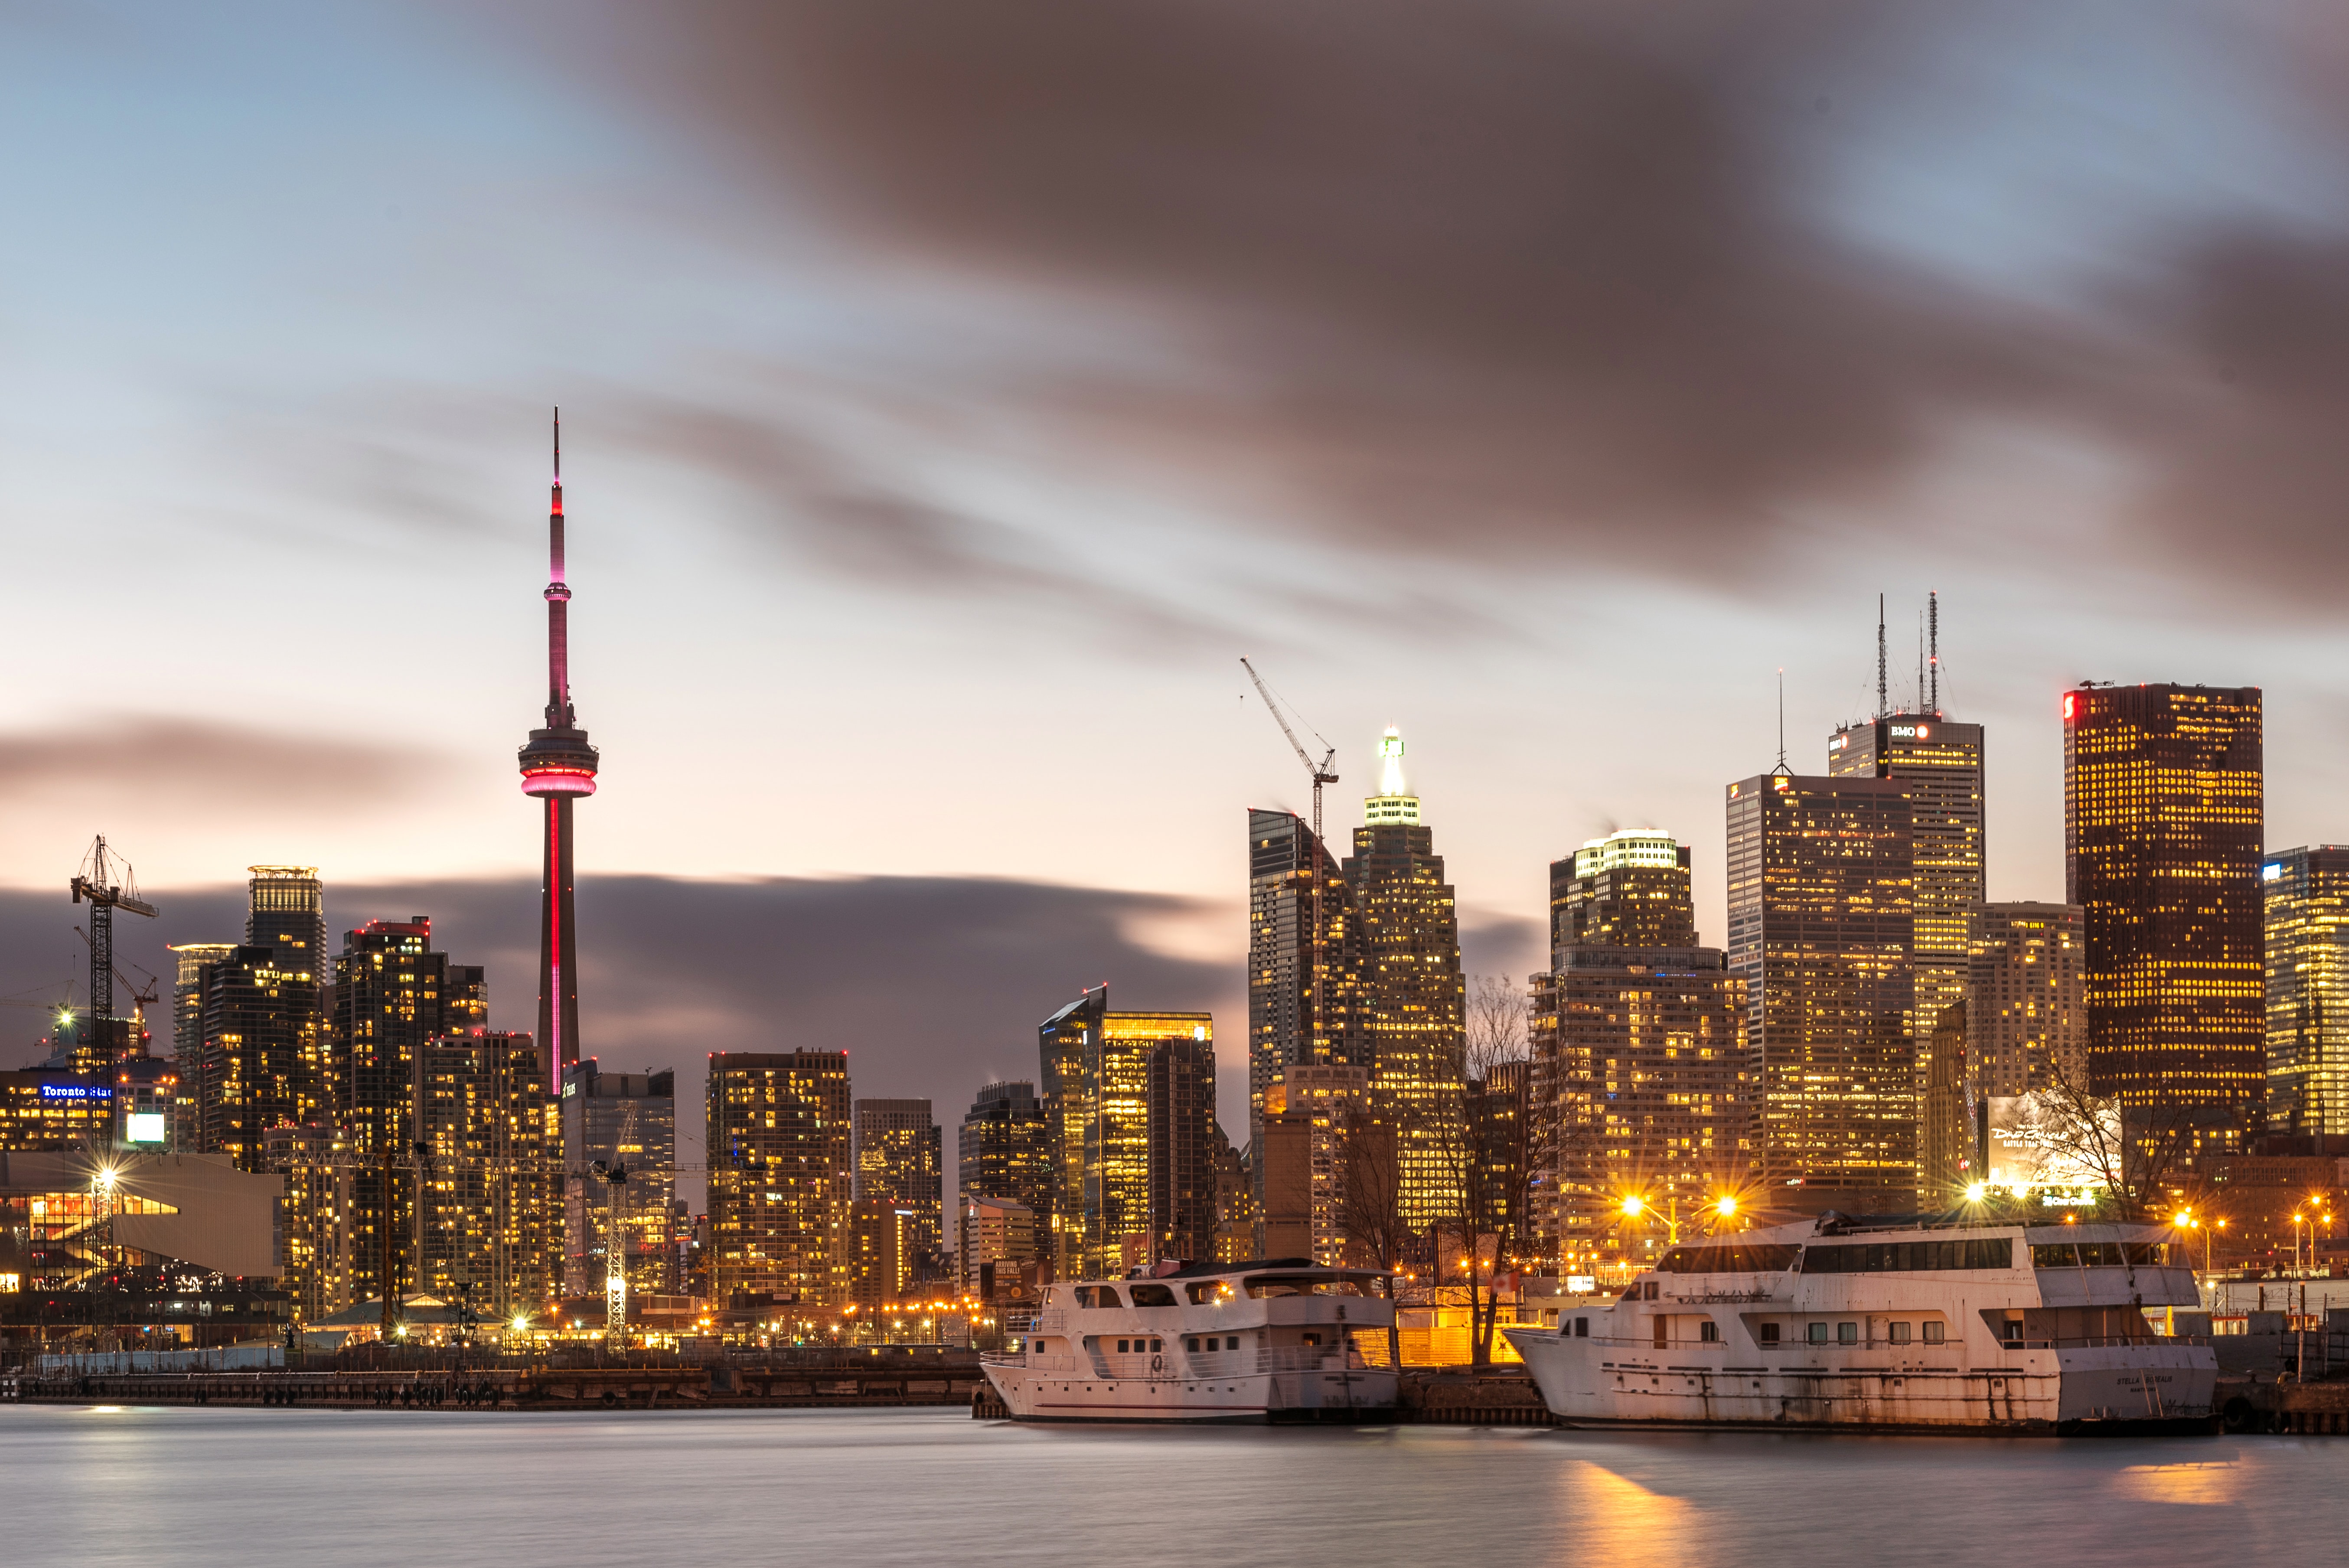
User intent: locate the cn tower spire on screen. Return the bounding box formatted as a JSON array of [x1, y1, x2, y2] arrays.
[[519, 407, 599, 1093]]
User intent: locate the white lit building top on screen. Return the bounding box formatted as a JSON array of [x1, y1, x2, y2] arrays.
[[1571, 828, 1679, 879]]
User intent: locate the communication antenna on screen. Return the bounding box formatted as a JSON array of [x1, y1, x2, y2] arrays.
[[1874, 595, 1887, 722], [1928, 590, 1941, 716], [1773, 669, 1791, 776]]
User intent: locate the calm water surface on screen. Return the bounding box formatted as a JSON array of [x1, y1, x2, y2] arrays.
[[5, 1403, 2345, 1566]]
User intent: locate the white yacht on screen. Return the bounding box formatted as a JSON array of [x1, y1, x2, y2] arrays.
[[983, 1260, 1398, 1422], [1504, 1217, 2217, 1434]]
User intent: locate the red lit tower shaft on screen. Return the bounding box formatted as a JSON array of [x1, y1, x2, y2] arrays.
[[519, 413, 599, 1095]]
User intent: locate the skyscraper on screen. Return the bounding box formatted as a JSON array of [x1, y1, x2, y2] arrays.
[[560, 1063, 679, 1298], [168, 942, 235, 1152], [412, 1030, 559, 1317], [189, 869, 331, 1174], [2262, 846, 2349, 1137], [956, 1080, 1052, 1229], [2063, 683, 2264, 1127], [517, 416, 600, 1094], [854, 1099, 943, 1265], [328, 916, 486, 1310], [1246, 808, 1364, 1202], [1828, 713, 1984, 1068], [1145, 1031, 1217, 1264], [1965, 903, 2085, 1096], [1258, 1064, 1370, 1266], [1344, 727, 1465, 1229], [1533, 829, 1749, 1276], [1038, 988, 1215, 1276], [1549, 831, 1699, 954], [706, 1051, 852, 1309], [1726, 771, 1916, 1209]]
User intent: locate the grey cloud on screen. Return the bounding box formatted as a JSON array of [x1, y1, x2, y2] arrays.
[[513, 0, 2349, 600], [0, 717, 440, 810]]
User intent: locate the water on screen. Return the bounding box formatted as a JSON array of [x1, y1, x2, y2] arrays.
[[6, 1404, 2347, 1566]]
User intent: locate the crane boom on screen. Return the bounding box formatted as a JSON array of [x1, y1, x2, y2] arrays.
[[1239, 657, 1341, 1068]]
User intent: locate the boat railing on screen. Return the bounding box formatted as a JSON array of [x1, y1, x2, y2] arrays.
[[1256, 1345, 1351, 1374], [1034, 1310, 1067, 1332]]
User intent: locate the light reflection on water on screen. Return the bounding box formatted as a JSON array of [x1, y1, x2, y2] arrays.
[[4, 1405, 2346, 1568]]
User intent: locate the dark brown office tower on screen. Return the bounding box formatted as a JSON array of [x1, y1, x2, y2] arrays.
[[958, 1081, 1054, 1231], [2063, 684, 2263, 1131], [1548, 831, 1700, 954], [1920, 1002, 1975, 1203], [329, 917, 487, 1310], [1829, 716, 1985, 1070], [1145, 1035, 1217, 1264], [1246, 808, 1364, 1202], [1726, 772, 1916, 1209]]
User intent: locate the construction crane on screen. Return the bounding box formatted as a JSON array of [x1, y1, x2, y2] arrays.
[[70, 836, 157, 1102], [1239, 657, 1340, 1063], [592, 1097, 641, 1350]]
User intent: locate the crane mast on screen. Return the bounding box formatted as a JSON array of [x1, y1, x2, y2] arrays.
[[69, 835, 157, 1144], [1240, 658, 1340, 1064]]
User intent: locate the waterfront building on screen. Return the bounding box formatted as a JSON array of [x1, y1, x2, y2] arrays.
[[1345, 728, 1466, 1230], [1828, 713, 1986, 1082], [1533, 830, 1750, 1276], [2063, 683, 2264, 1131], [560, 1063, 678, 1297], [1965, 904, 2086, 1096], [1145, 1033, 1217, 1264], [328, 917, 486, 1312], [1258, 1064, 1370, 1266], [1039, 988, 1214, 1275], [957, 1081, 1053, 1238], [186, 868, 330, 1174], [1246, 808, 1366, 1206], [854, 1099, 943, 1265], [957, 1195, 1037, 1298], [413, 1030, 559, 1317], [1726, 771, 1916, 1209], [265, 1120, 343, 1324], [170, 942, 235, 1149], [1210, 1125, 1255, 1263], [0, 1070, 114, 1151], [1920, 1002, 1974, 1203], [706, 1051, 852, 1309], [848, 1197, 913, 1308], [1550, 831, 1700, 954], [2263, 846, 2349, 1137]]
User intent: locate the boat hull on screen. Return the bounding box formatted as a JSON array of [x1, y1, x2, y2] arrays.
[[1504, 1328, 2217, 1435], [982, 1361, 1398, 1424]]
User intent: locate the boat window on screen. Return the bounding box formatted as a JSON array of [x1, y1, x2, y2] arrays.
[[1243, 1275, 1369, 1298], [1129, 1284, 1177, 1307], [1185, 1337, 1200, 1352], [1151, 1339, 1162, 1352], [2122, 1242, 2165, 1266], [2030, 1244, 2079, 1268], [1807, 1323, 1828, 1344], [1302, 1333, 1322, 1347], [1185, 1282, 1230, 1304], [1074, 1286, 1124, 1308], [1923, 1321, 1945, 1343], [1699, 1321, 1720, 1343], [1837, 1323, 1859, 1344], [1760, 1323, 1781, 1344], [1798, 1238, 2014, 1274], [1889, 1321, 1912, 1343], [1574, 1318, 1590, 1338], [1643, 1282, 1661, 1301], [2001, 1320, 2022, 1343], [1116, 1339, 1131, 1353], [1225, 1337, 1240, 1350], [2075, 1242, 2125, 1267], [1656, 1243, 1801, 1274]]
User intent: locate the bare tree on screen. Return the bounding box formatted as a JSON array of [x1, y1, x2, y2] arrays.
[[2003, 1055, 2200, 1220], [1337, 1102, 1409, 1369], [1425, 975, 1533, 1366]]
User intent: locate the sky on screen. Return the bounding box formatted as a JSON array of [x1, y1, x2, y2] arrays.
[[6, 1, 2349, 1194]]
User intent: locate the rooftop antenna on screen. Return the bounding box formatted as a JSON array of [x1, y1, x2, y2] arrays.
[[1917, 616, 1925, 717], [1875, 594, 1887, 722], [1774, 668, 1791, 776], [1928, 590, 1940, 717]]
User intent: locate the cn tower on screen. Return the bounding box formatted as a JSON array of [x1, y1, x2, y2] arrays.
[[518, 410, 599, 1093]]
